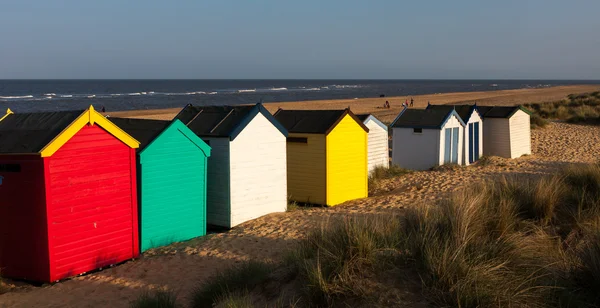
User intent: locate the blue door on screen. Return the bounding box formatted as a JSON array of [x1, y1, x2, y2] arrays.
[[473, 122, 480, 162], [451, 127, 459, 164], [468, 123, 474, 163], [444, 128, 452, 163]]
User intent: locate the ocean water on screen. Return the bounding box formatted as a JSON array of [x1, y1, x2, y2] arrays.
[[0, 79, 598, 113]]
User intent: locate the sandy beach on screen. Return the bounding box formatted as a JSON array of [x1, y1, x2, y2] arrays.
[[1, 85, 600, 307], [110, 85, 600, 123]]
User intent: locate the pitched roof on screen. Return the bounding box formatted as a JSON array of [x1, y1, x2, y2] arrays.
[[426, 105, 479, 122], [391, 108, 465, 129], [174, 103, 287, 140], [0, 110, 86, 154], [355, 114, 370, 122], [273, 109, 369, 134], [477, 105, 532, 118], [356, 113, 388, 132], [0, 106, 139, 156], [110, 118, 171, 151]]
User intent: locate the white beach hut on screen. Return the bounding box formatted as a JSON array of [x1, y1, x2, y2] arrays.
[[356, 114, 389, 174], [174, 103, 289, 228], [391, 108, 465, 170], [426, 104, 483, 165], [477, 105, 532, 159]]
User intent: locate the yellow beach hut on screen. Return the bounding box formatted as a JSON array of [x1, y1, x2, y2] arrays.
[[273, 108, 368, 206]]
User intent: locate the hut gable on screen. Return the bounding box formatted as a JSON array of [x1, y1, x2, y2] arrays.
[[356, 114, 389, 173], [0, 106, 140, 282], [229, 111, 287, 227], [111, 117, 212, 251], [274, 109, 368, 206], [174, 103, 288, 228], [0, 106, 139, 157]]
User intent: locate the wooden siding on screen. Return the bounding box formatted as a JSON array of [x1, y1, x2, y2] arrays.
[[286, 133, 327, 205], [230, 113, 287, 227], [364, 118, 389, 174], [46, 125, 137, 282], [0, 156, 50, 282], [483, 118, 511, 158], [138, 126, 209, 251], [204, 137, 231, 228], [509, 110, 532, 158], [392, 127, 439, 170], [326, 115, 368, 206]]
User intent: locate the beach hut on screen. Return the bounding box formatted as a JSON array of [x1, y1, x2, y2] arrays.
[[426, 104, 483, 165], [477, 106, 532, 158], [391, 108, 465, 170], [356, 114, 390, 173], [0, 106, 140, 283], [174, 103, 288, 228], [273, 108, 369, 206], [110, 118, 211, 252]]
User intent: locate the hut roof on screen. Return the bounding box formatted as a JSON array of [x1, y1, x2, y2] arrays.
[[273, 109, 368, 134], [0, 106, 139, 156], [174, 103, 287, 140], [109, 118, 171, 151], [391, 108, 465, 129], [477, 105, 532, 118], [0, 110, 85, 154], [425, 105, 480, 122]]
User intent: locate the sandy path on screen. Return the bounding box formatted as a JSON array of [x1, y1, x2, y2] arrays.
[[2, 121, 599, 307], [109, 85, 599, 123]]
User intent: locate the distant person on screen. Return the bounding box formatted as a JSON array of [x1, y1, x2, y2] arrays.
[[410, 97, 414, 107], [101, 106, 106, 112], [385, 101, 390, 108]]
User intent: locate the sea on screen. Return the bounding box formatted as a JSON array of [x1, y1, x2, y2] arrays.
[[1, 79, 599, 113]]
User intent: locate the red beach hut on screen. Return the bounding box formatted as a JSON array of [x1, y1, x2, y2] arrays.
[[0, 106, 140, 282]]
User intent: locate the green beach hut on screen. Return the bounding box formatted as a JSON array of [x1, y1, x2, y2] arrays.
[[111, 118, 211, 252]]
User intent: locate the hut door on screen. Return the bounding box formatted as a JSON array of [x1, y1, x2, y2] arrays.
[[444, 128, 452, 163], [451, 127, 459, 164], [444, 128, 460, 164], [473, 123, 480, 162]]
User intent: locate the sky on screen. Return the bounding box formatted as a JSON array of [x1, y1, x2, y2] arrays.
[[1, 0, 599, 79]]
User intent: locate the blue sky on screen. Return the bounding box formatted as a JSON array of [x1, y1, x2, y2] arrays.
[[1, 0, 599, 79]]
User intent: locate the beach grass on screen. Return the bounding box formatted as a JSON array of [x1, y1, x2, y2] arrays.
[[190, 261, 274, 308], [180, 162, 600, 307], [525, 92, 600, 125], [130, 290, 179, 308]]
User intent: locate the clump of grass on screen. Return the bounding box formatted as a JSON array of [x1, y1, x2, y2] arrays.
[[130, 290, 179, 308], [213, 291, 254, 308], [287, 199, 300, 212], [191, 261, 274, 308], [287, 215, 403, 306], [368, 165, 411, 195], [526, 91, 600, 124], [530, 114, 549, 129]]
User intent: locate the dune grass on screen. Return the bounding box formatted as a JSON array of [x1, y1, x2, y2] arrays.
[[190, 261, 274, 308], [130, 290, 179, 308], [525, 91, 600, 126], [132, 162, 600, 307], [368, 165, 411, 195], [185, 162, 600, 307]]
